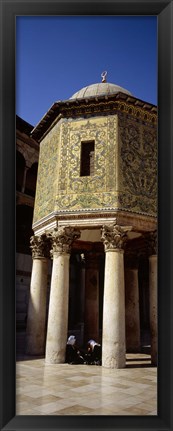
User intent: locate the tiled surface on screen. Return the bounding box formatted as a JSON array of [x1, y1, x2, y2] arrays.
[[16, 353, 157, 416]]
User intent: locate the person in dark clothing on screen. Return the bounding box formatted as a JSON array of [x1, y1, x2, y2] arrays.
[[86, 339, 102, 365], [65, 335, 85, 364]]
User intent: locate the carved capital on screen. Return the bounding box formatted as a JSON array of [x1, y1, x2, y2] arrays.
[[50, 226, 81, 256], [30, 234, 50, 259], [143, 230, 157, 256], [101, 221, 132, 251]]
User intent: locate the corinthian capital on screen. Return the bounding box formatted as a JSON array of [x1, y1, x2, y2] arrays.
[[50, 226, 80, 255], [30, 234, 50, 259], [101, 221, 132, 251]]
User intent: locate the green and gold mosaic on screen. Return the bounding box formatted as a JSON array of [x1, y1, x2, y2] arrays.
[[33, 122, 60, 223], [54, 116, 119, 212], [118, 118, 157, 215], [33, 112, 157, 224]]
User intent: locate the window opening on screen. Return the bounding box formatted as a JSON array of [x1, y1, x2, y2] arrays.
[[80, 140, 95, 176]]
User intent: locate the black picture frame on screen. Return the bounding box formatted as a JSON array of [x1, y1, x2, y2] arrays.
[[0, 1, 173, 430]]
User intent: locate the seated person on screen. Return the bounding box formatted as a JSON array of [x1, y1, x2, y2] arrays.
[[65, 335, 84, 364], [86, 339, 102, 365]]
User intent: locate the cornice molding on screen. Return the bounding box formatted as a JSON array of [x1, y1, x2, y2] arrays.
[[31, 93, 157, 142]]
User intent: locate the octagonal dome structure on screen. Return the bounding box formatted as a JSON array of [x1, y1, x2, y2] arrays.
[[70, 82, 132, 100]]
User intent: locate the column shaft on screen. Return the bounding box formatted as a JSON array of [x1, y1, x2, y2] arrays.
[[149, 255, 157, 365], [102, 250, 126, 368], [45, 252, 70, 363], [21, 165, 29, 193], [125, 268, 140, 352], [84, 267, 99, 343], [26, 257, 48, 355], [84, 253, 100, 343]]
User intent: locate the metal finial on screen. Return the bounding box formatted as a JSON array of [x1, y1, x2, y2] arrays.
[[101, 71, 107, 83]]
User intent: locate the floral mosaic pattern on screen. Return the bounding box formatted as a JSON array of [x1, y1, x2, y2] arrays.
[[119, 119, 157, 215], [55, 116, 118, 211], [33, 112, 157, 224], [33, 123, 60, 223]]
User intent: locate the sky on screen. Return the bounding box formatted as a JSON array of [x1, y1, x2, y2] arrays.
[[16, 16, 157, 127]]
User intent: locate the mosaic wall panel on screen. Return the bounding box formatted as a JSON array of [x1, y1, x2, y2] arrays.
[[55, 115, 118, 212], [33, 112, 157, 225], [33, 122, 60, 223], [118, 118, 157, 216]]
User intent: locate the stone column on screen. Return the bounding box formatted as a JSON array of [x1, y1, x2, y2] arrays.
[[101, 221, 132, 368], [77, 253, 86, 345], [21, 165, 29, 193], [84, 252, 100, 343], [148, 231, 157, 365], [45, 226, 80, 364], [26, 234, 49, 355], [125, 253, 140, 352], [79, 253, 86, 325]]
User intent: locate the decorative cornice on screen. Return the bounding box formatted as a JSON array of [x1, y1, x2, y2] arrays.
[[31, 93, 157, 143], [59, 99, 157, 125], [32, 210, 157, 239]]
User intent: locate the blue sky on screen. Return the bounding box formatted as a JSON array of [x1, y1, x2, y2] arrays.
[[16, 16, 157, 127]]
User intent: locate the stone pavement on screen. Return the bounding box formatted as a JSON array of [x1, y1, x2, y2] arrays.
[[16, 353, 157, 416]]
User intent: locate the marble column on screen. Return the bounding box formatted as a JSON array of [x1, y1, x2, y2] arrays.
[[101, 221, 132, 368], [78, 253, 86, 345], [148, 231, 157, 365], [125, 253, 140, 352], [144, 230, 157, 365], [84, 252, 100, 343], [26, 234, 49, 355], [45, 226, 80, 364], [79, 254, 86, 325]]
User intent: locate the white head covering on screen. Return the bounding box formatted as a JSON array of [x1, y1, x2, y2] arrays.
[[67, 335, 76, 346], [88, 339, 97, 350]]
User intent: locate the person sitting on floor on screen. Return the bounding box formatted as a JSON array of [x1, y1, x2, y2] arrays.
[[65, 335, 85, 364], [86, 339, 102, 365]]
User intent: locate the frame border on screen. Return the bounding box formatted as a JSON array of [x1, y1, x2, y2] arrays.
[[0, 1, 173, 430]]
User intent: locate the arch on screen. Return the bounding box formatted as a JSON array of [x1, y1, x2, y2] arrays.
[[25, 162, 38, 197], [16, 145, 28, 162], [16, 151, 26, 192], [17, 142, 39, 168]]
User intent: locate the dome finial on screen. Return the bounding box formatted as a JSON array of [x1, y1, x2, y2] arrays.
[[101, 71, 107, 83]]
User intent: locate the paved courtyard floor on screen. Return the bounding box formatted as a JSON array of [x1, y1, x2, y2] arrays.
[[16, 353, 157, 416]]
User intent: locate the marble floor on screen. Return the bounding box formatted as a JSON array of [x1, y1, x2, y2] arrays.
[[16, 353, 157, 416]]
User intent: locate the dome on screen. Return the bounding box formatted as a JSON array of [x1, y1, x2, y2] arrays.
[[70, 82, 132, 100]]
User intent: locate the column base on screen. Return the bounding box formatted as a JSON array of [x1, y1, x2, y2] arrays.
[[102, 344, 126, 369], [102, 357, 126, 369]]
